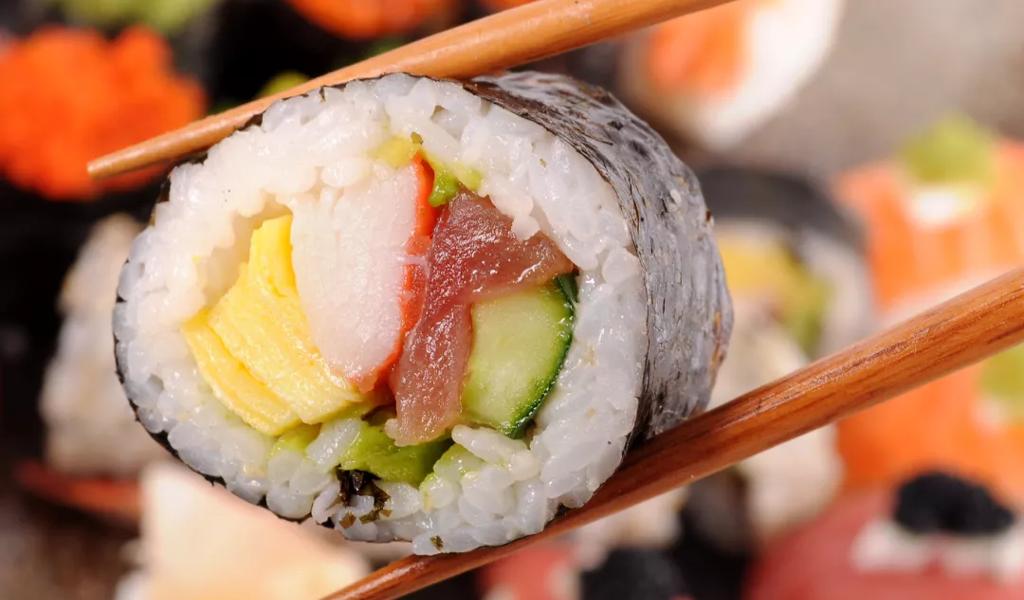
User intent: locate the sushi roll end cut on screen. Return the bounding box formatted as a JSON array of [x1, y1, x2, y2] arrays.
[[113, 72, 730, 553]]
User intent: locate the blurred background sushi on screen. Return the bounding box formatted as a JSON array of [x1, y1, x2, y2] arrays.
[[685, 167, 870, 555], [2, 1, 1024, 598]]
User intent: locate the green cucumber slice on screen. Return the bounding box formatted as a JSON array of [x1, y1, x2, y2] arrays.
[[339, 414, 451, 485], [461, 280, 574, 437]]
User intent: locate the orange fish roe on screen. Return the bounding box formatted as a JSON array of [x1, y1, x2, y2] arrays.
[[286, 0, 453, 40], [0, 27, 205, 201]]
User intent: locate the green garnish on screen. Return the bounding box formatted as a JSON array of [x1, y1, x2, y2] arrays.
[[901, 115, 996, 186], [981, 344, 1024, 421], [365, 37, 405, 58], [258, 72, 309, 98], [428, 166, 461, 207], [782, 273, 831, 356], [56, 0, 218, 34]]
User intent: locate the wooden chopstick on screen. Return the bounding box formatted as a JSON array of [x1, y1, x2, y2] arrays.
[[87, 0, 729, 180], [323, 267, 1024, 600]]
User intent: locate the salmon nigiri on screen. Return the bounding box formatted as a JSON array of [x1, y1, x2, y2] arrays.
[[836, 117, 1024, 504], [619, 0, 843, 150]]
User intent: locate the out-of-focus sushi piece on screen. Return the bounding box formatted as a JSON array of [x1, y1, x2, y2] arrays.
[[476, 490, 687, 599], [115, 464, 368, 600], [285, 0, 456, 40], [836, 117, 1024, 504], [571, 490, 687, 568], [40, 215, 165, 477], [747, 472, 1024, 600], [687, 168, 871, 551], [581, 549, 693, 600], [618, 0, 842, 151], [0, 26, 205, 201], [480, 545, 694, 600], [15, 215, 165, 521], [837, 116, 1024, 315], [479, 543, 578, 600]]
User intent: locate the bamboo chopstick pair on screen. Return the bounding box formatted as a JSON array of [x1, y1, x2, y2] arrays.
[[85, 1, 1024, 599]]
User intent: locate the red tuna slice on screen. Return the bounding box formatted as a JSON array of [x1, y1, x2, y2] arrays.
[[389, 192, 574, 444]]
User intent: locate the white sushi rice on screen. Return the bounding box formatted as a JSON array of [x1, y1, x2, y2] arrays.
[[114, 74, 649, 553]]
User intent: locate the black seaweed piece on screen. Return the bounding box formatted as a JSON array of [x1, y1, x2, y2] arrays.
[[581, 549, 690, 600], [894, 471, 1016, 536], [334, 469, 391, 525]]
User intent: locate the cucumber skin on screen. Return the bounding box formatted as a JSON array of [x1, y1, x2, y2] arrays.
[[462, 280, 575, 438]]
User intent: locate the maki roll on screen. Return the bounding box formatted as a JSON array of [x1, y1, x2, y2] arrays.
[[686, 168, 871, 550], [113, 72, 731, 553], [41, 215, 166, 477], [618, 0, 842, 151], [117, 464, 368, 600]]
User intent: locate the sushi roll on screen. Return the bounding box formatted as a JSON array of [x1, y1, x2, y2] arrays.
[[836, 117, 1024, 504], [41, 215, 166, 477], [116, 464, 368, 600], [686, 168, 872, 550], [113, 72, 731, 553], [618, 0, 842, 151], [836, 116, 1024, 316], [747, 472, 1024, 600]]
